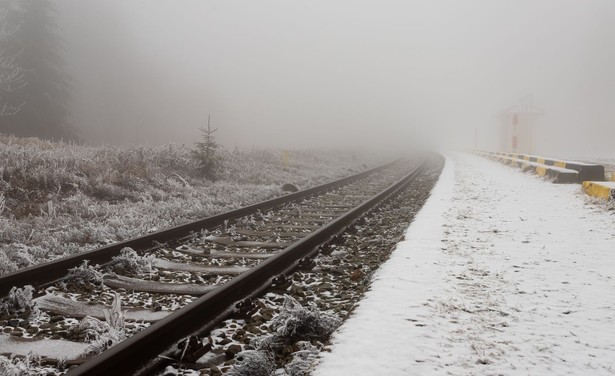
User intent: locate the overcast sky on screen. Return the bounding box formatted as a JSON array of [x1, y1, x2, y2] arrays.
[[57, 0, 615, 154]]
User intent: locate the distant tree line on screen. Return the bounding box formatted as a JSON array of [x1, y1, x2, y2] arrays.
[[0, 0, 75, 140]]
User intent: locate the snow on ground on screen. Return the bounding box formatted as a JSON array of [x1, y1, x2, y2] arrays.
[[314, 152, 615, 376], [0, 334, 89, 360]]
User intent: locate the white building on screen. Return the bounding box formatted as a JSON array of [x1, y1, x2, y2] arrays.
[[500, 96, 545, 153]]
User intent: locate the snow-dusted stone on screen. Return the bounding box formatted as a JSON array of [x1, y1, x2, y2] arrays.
[[282, 183, 299, 193]]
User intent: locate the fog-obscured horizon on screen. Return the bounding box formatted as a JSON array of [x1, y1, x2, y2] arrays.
[[7, 1, 615, 155]]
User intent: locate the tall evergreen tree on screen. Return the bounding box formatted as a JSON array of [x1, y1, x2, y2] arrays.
[[1, 0, 74, 140], [0, 0, 26, 117]]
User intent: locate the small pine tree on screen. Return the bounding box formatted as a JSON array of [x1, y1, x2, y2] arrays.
[[192, 115, 222, 180]]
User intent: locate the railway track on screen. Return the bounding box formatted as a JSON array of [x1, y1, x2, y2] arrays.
[[0, 155, 442, 375]]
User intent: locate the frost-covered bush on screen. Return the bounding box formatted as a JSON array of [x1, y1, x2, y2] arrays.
[[106, 247, 153, 275], [0, 251, 18, 276], [61, 260, 103, 291], [269, 295, 340, 344], [0, 354, 49, 376], [228, 350, 275, 376], [0, 285, 34, 318], [284, 341, 319, 376], [240, 296, 340, 375], [0, 244, 36, 272]]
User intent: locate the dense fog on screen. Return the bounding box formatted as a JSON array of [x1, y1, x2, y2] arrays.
[[3, 1, 615, 154]]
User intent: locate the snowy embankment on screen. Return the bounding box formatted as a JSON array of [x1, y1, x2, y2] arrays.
[[314, 152, 615, 375]]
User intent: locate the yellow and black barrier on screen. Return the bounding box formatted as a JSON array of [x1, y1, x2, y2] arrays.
[[476, 151, 612, 199], [476, 151, 578, 184], [582, 181, 615, 200], [487, 152, 604, 183]]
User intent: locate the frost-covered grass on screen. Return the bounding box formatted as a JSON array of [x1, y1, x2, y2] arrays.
[[0, 135, 372, 276], [231, 296, 339, 376]]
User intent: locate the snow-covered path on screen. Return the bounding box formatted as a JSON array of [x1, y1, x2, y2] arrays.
[[313, 153, 615, 375]]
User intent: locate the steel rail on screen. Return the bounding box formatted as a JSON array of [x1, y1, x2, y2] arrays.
[[66, 159, 426, 376], [0, 162, 396, 297]]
